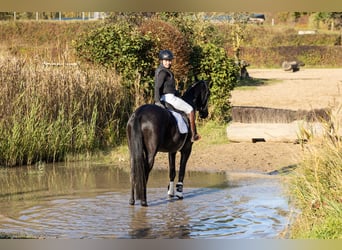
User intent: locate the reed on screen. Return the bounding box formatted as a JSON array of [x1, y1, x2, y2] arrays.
[[289, 109, 342, 238], [0, 56, 131, 167]]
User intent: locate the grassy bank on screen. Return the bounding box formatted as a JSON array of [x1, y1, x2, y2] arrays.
[[1, 21, 342, 68], [218, 24, 342, 68], [289, 113, 342, 238], [0, 21, 100, 62]]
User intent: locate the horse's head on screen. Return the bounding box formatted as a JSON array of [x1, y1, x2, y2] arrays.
[[183, 80, 210, 119], [197, 80, 210, 119]]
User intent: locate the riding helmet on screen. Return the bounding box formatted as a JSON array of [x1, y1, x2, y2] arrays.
[[158, 49, 174, 60]]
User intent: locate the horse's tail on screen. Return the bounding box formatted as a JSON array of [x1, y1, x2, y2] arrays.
[[127, 113, 147, 201]]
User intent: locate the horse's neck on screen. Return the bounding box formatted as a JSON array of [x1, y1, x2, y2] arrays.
[[182, 91, 195, 108]]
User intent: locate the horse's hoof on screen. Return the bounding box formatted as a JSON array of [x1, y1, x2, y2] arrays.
[[175, 182, 183, 199], [176, 190, 184, 199], [141, 201, 148, 207], [129, 199, 135, 205], [176, 194, 184, 200]]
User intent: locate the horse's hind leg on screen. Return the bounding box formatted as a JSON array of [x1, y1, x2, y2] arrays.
[[129, 163, 135, 205], [139, 150, 156, 207], [141, 188, 148, 207], [129, 184, 135, 205], [167, 152, 177, 197]]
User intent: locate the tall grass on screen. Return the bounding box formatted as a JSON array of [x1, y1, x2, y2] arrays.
[[0, 57, 132, 167], [289, 109, 342, 238]]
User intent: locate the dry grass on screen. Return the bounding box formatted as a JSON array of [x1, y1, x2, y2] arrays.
[[288, 110, 342, 239], [0, 56, 131, 167]]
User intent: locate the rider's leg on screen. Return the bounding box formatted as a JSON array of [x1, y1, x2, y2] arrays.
[[162, 94, 200, 142], [188, 111, 201, 142]]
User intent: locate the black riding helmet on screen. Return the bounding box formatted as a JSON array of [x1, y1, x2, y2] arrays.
[[159, 49, 174, 60]]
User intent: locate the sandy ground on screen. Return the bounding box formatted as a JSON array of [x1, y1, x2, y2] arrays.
[[155, 141, 304, 174], [231, 68, 342, 110], [154, 68, 342, 174]]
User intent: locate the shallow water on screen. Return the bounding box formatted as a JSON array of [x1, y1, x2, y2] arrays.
[[0, 162, 290, 239]]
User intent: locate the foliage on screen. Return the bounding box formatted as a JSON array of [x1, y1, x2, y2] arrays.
[[0, 58, 128, 167], [190, 42, 239, 122], [289, 112, 342, 238], [74, 21, 155, 88], [138, 18, 191, 87], [196, 120, 228, 145], [74, 15, 239, 121], [161, 12, 225, 47], [144, 14, 239, 121]]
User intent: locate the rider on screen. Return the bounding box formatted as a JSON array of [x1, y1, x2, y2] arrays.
[[154, 49, 200, 142]]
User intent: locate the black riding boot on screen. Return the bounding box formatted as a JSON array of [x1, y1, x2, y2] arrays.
[[189, 111, 200, 142]]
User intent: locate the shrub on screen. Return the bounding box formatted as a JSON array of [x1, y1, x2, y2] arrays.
[[75, 19, 193, 104], [74, 21, 154, 87], [139, 19, 191, 79], [74, 16, 239, 120], [190, 43, 239, 122]]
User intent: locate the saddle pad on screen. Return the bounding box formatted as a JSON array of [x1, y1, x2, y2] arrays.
[[170, 111, 188, 134]]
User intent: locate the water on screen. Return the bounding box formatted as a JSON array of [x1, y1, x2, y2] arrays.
[[0, 162, 290, 239]]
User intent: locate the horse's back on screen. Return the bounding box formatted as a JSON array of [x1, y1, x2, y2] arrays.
[[128, 104, 170, 129], [127, 104, 171, 141], [127, 104, 187, 152]]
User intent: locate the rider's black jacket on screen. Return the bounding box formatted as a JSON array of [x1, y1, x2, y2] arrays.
[[154, 64, 176, 103]]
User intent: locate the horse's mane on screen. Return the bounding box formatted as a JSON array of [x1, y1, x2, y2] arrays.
[[182, 80, 209, 107], [182, 80, 206, 97]]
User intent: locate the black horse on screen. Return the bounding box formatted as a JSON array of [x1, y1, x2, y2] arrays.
[[127, 80, 210, 206]]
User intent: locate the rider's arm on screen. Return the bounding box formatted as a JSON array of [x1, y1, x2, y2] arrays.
[[154, 70, 167, 103]]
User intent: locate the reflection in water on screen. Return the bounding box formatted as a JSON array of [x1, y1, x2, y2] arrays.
[[128, 198, 192, 239], [0, 163, 290, 239]]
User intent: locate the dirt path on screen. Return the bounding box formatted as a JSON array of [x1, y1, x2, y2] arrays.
[[155, 141, 303, 174], [154, 68, 342, 173]]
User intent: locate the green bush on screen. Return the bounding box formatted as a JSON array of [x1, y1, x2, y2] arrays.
[[75, 21, 154, 86], [138, 18, 191, 95], [190, 43, 239, 122], [74, 17, 239, 121]]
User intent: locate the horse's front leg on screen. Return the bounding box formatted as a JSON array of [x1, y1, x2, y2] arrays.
[[176, 145, 192, 199], [167, 152, 177, 197]]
